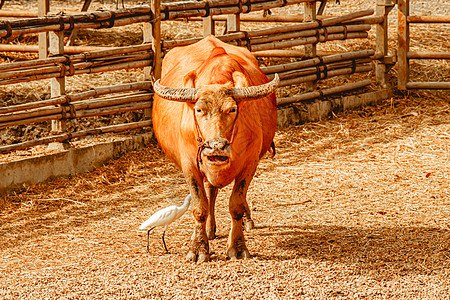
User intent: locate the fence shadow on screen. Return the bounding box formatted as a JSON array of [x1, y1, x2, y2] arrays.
[[253, 224, 450, 276]]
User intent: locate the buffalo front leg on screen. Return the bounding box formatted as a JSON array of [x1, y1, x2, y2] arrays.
[[243, 199, 255, 231], [186, 177, 210, 263], [205, 181, 219, 240], [227, 176, 253, 260]]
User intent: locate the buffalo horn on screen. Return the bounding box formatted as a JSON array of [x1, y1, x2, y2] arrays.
[[232, 74, 280, 100], [153, 74, 279, 102], [153, 79, 199, 102]]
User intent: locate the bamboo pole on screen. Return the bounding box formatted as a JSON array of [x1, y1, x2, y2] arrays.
[[321, 9, 374, 26], [0, 93, 152, 128], [277, 64, 372, 87], [73, 52, 151, 69], [0, 56, 66, 72], [164, 22, 370, 51], [263, 56, 372, 77], [249, 31, 369, 52], [71, 44, 151, 61], [0, 1, 347, 39], [227, 13, 240, 33], [143, 7, 153, 119], [151, 0, 162, 80], [0, 64, 62, 80], [38, 0, 49, 59], [0, 57, 152, 85], [407, 52, 450, 59], [398, 0, 409, 90], [406, 82, 450, 89], [317, 0, 328, 15], [261, 50, 374, 74], [261, 57, 321, 74], [250, 29, 318, 45], [304, 1, 317, 70], [0, 120, 152, 153], [49, 28, 66, 135], [252, 49, 337, 57], [277, 79, 372, 106], [203, 15, 216, 36], [375, 0, 392, 87], [185, 14, 384, 24], [248, 24, 370, 46], [344, 15, 384, 25], [0, 10, 39, 18], [0, 44, 111, 53], [0, 5, 373, 40], [74, 100, 152, 118], [0, 81, 151, 115], [184, 14, 326, 22], [407, 15, 450, 23], [12, 101, 152, 131], [74, 57, 151, 75]]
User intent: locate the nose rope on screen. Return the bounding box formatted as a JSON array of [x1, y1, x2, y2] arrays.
[[194, 110, 206, 171], [194, 107, 239, 171]]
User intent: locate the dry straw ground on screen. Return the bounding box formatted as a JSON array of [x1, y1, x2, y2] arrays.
[[1, 0, 450, 299]]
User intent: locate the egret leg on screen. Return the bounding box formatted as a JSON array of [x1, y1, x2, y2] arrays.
[[162, 230, 169, 253], [146, 227, 155, 253]]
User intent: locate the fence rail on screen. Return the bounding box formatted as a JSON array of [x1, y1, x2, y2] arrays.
[[397, 0, 450, 90], [0, 0, 384, 153]]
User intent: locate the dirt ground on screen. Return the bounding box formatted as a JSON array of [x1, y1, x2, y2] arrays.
[[1, 90, 449, 299], [1, 0, 450, 299]]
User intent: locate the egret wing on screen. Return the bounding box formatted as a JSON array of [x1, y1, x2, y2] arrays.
[[139, 205, 178, 229]]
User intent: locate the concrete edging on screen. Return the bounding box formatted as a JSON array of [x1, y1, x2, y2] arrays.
[[277, 88, 392, 127], [0, 132, 153, 196]]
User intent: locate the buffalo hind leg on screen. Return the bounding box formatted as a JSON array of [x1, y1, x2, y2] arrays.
[[227, 176, 253, 260], [205, 181, 219, 240], [186, 177, 210, 263]]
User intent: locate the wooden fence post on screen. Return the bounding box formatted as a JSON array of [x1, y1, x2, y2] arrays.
[[38, 0, 49, 59], [317, 0, 328, 15], [49, 30, 66, 138], [203, 15, 215, 36], [375, 0, 394, 87], [304, 1, 317, 91], [227, 14, 241, 33], [151, 0, 162, 80], [143, 15, 153, 118], [398, 0, 409, 90]]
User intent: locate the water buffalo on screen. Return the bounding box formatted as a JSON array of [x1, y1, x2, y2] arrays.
[[152, 35, 278, 262]]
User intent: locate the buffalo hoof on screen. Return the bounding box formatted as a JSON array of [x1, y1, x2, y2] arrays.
[[227, 245, 250, 260], [186, 251, 210, 263], [187, 229, 210, 262]]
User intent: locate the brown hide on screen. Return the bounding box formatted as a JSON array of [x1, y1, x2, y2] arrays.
[[151, 35, 277, 261], [152, 35, 277, 187]]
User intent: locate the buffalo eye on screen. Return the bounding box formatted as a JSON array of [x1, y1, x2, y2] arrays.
[[194, 107, 203, 114], [228, 107, 237, 114]]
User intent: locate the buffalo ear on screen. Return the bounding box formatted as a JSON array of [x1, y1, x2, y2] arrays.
[[232, 71, 249, 88], [183, 71, 197, 88]]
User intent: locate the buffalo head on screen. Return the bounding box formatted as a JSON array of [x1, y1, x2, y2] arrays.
[[153, 72, 279, 175]]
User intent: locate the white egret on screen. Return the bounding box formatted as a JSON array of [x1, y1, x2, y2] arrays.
[[139, 194, 191, 253]]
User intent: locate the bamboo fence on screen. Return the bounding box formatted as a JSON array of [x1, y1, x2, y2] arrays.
[[0, 0, 385, 153], [397, 0, 450, 90]]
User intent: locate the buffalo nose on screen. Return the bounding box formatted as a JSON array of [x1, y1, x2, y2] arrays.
[[205, 138, 230, 150]]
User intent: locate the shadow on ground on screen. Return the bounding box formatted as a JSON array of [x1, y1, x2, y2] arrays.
[[253, 224, 450, 276]]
